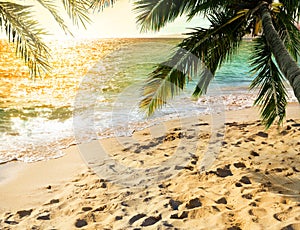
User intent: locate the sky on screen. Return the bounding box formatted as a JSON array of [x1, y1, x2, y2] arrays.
[[27, 1, 210, 39]]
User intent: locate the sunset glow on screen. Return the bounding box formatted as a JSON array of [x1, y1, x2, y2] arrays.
[[35, 1, 209, 39]]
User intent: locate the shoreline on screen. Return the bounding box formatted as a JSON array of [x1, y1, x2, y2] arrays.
[[0, 103, 299, 229], [1, 103, 299, 187], [0, 94, 297, 165]]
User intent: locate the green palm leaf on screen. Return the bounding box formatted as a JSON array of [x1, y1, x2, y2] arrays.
[[134, 0, 237, 32], [137, 0, 300, 127], [280, 0, 300, 20], [0, 2, 51, 78], [250, 36, 288, 128], [140, 11, 246, 115], [134, 0, 210, 32], [189, 12, 247, 96], [273, 10, 300, 61], [187, 0, 231, 19], [62, 0, 91, 28], [140, 63, 189, 116], [89, 0, 116, 11]]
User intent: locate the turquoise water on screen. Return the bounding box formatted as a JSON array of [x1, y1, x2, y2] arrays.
[[0, 38, 296, 163]]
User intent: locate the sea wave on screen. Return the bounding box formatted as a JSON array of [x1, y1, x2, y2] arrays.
[[0, 38, 298, 164]]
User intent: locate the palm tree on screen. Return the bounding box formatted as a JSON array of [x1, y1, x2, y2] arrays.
[[136, 0, 300, 127], [0, 0, 114, 78]]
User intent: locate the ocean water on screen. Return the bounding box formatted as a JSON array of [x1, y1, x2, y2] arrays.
[[0, 38, 297, 163]]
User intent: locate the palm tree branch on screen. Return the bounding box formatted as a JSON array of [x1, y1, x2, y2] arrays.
[[140, 11, 247, 115], [249, 36, 288, 128], [35, 0, 73, 35], [273, 9, 300, 62], [187, 0, 232, 20], [0, 2, 51, 78], [188, 12, 247, 96], [280, 0, 300, 21], [140, 64, 188, 116], [134, 0, 193, 32], [260, 4, 300, 103], [134, 0, 232, 32], [89, 0, 116, 12], [61, 0, 91, 28]]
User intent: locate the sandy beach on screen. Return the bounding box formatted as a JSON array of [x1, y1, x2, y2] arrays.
[[0, 103, 299, 229]]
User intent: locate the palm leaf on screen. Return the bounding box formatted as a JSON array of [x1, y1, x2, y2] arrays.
[[0, 2, 51, 78], [134, 0, 188, 32], [62, 0, 91, 28], [273, 10, 300, 62], [140, 11, 246, 115], [89, 0, 116, 12], [36, 0, 72, 35], [280, 0, 300, 21], [134, 0, 235, 32], [140, 63, 189, 116], [187, 12, 246, 96], [187, 0, 231, 20], [250, 36, 288, 128]]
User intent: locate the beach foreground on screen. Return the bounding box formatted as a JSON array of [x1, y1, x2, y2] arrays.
[[0, 104, 299, 230]]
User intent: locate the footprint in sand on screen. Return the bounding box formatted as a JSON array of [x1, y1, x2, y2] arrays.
[[17, 209, 33, 218], [82, 207, 93, 212], [250, 150, 260, 157], [216, 197, 227, 204], [4, 219, 18, 225], [227, 226, 242, 230], [248, 207, 267, 217], [4, 214, 18, 225], [169, 199, 183, 210], [75, 218, 88, 228], [281, 223, 300, 230], [233, 162, 246, 169], [93, 205, 107, 212], [239, 176, 252, 184], [186, 198, 202, 209], [44, 199, 59, 205], [256, 131, 268, 138], [216, 165, 233, 177], [128, 213, 146, 225], [242, 193, 253, 200], [170, 211, 188, 219], [115, 215, 123, 221], [273, 209, 293, 222], [140, 215, 161, 227], [36, 212, 50, 220]]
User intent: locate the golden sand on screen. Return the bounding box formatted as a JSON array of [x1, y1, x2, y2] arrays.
[[0, 104, 299, 229]]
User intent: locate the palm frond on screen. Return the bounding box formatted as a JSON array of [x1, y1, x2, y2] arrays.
[[140, 61, 191, 116], [62, 0, 91, 28], [134, 0, 184, 32], [36, 0, 72, 35], [280, 0, 300, 21], [187, 0, 230, 20], [134, 0, 263, 32], [188, 0, 270, 20], [250, 36, 288, 128], [89, 0, 116, 12], [261, 3, 300, 103], [273, 10, 300, 62], [140, 11, 246, 115], [140, 41, 203, 115], [0, 2, 51, 78], [189, 12, 246, 96], [134, 0, 242, 32]]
